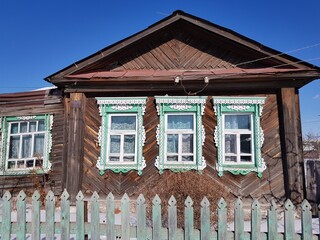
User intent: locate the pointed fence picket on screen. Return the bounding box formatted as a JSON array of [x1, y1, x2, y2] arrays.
[[0, 190, 319, 239]]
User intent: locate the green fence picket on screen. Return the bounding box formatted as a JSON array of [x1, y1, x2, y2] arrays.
[[90, 191, 100, 240], [284, 199, 295, 240], [234, 198, 244, 240], [31, 191, 41, 240], [60, 189, 70, 239], [121, 193, 130, 240], [45, 191, 55, 240], [1, 191, 12, 240], [76, 191, 85, 240], [168, 195, 177, 240], [16, 190, 26, 240], [152, 195, 162, 240], [106, 192, 115, 240], [200, 197, 211, 240]]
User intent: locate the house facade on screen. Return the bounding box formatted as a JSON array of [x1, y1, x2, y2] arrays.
[[1, 11, 319, 203]]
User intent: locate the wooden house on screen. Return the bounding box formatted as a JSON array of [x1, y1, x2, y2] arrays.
[[1, 11, 319, 204]]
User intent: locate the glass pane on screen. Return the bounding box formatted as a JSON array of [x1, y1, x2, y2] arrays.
[[38, 120, 45, 131], [111, 116, 136, 130], [29, 122, 37, 132], [109, 156, 119, 162], [182, 134, 193, 153], [22, 135, 32, 158], [124, 156, 135, 162], [124, 135, 135, 154], [9, 136, 20, 158], [167, 115, 193, 129], [167, 134, 178, 153], [167, 156, 178, 161], [225, 156, 237, 162], [110, 135, 120, 153], [34, 134, 44, 157], [241, 156, 252, 162], [27, 160, 34, 168], [11, 123, 19, 134], [225, 115, 251, 129], [7, 161, 15, 169], [20, 122, 28, 133], [182, 156, 193, 162], [35, 159, 43, 167], [17, 161, 25, 168], [225, 134, 236, 154], [240, 134, 251, 154]]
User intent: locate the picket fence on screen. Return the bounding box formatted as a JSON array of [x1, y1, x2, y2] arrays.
[[0, 190, 319, 240]]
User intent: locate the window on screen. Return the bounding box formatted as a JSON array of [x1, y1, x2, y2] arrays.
[[96, 97, 147, 175], [213, 97, 266, 177], [155, 96, 207, 173], [0, 115, 53, 175]]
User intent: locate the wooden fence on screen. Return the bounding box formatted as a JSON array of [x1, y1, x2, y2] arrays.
[[0, 190, 319, 239]]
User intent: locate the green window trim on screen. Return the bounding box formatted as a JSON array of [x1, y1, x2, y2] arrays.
[[155, 96, 207, 174], [96, 97, 147, 175], [213, 97, 266, 178], [0, 114, 53, 175]]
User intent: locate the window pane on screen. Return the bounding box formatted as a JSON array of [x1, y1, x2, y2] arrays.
[[11, 123, 19, 134], [167, 115, 193, 129], [241, 156, 252, 162], [109, 156, 119, 162], [20, 122, 28, 133], [124, 135, 135, 154], [29, 122, 37, 132], [240, 134, 251, 154], [124, 156, 135, 162], [225, 156, 237, 162], [34, 134, 44, 157], [167, 156, 178, 161], [225, 115, 251, 129], [35, 159, 43, 167], [7, 161, 15, 169], [111, 116, 136, 130], [225, 134, 236, 154], [38, 120, 45, 131], [167, 134, 178, 153], [182, 156, 193, 162], [22, 135, 32, 158], [17, 161, 25, 168], [182, 134, 193, 153], [27, 160, 34, 168], [110, 135, 120, 153], [9, 136, 20, 158]]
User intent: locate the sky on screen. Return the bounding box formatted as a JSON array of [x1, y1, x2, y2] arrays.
[[0, 0, 319, 135]]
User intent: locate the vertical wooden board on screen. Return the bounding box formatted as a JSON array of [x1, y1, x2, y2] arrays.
[[267, 200, 277, 240], [31, 191, 41, 240], [45, 191, 55, 240], [218, 198, 227, 240], [16, 191, 26, 240], [121, 193, 130, 240], [284, 199, 295, 240], [234, 198, 244, 240], [61, 189, 70, 239], [301, 200, 312, 240], [168, 196, 177, 240], [200, 197, 211, 240], [251, 199, 261, 240], [76, 191, 85, 240], [1, 191, 12, 240], [137, 194, 147, 240], [106, 192, 115, 240], [90, 192, 100, 240], [184, 196, 194, 240], [152, 195, 162, 240]]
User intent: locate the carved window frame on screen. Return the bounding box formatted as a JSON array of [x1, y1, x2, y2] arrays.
[[0, 114, 53, 175], [212, 97, 266, 177], [155, 96, 207, 174], [96, 97, 147, 175]]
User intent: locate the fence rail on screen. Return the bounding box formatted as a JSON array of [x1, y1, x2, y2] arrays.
[[0, 190, 319, 239]]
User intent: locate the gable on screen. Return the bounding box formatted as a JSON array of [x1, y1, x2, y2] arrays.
[[46, 11, 320, 91]]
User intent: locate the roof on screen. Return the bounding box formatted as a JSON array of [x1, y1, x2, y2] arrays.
[[45, 10, 320, 90]]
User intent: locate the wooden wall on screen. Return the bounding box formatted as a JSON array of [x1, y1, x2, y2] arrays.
[[0, 89, 64, 196], [81, 93, 285, 202]]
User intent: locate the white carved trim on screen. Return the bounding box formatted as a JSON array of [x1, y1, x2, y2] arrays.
[[226, 105, 250, 111], [97, 99, 146, 105], [169, 104, 192, 111], [16, 116, 37, 120], [213, 97, 265, 105], [111, 105, 133, 111], [155, 98, 207, 105]]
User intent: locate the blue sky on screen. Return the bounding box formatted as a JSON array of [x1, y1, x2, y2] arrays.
[[0, 0, 319, 135]]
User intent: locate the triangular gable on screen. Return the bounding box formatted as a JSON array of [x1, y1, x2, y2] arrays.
[[45, 10, 319, 88]]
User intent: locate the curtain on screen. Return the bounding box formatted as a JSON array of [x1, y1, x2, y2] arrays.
[[111, 116, 136, 130], [167, 115, 193, 129], [225, 115, 250, 129]]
